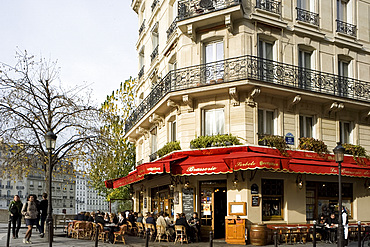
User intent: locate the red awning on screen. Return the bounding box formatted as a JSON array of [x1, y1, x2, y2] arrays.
[[171, 154, 232, 175], [112, 170, 145, 189], [289, 158, 370, 178], [224, 151, 289, 171]]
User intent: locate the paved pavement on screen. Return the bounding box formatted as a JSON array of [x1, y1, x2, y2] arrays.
[[0, 224, 363, 247]]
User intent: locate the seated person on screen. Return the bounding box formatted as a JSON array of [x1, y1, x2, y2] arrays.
[[74, 212, 85, 221], [175, 213, 193, 242], [317, 214, 327, 241], [145, 213, 156, 227], [137, 213, 143, 223], [156, 211, 167, 235], [326, 213, 338, 243], [188, 212, 200, 241]]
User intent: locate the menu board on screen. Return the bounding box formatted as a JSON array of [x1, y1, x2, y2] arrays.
[[182, 188, 194, 220]]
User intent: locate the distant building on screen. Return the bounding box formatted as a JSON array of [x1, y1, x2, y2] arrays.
[[75, 172, 108, 214]]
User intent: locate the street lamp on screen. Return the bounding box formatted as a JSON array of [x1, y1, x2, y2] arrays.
[[333, 142, 345, 247], [45, 131, 57, 247]]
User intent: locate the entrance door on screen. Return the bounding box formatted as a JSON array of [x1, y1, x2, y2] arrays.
[[200, 180, 227, 239]]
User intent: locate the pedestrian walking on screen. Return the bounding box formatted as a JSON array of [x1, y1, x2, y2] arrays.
[[8, 195, 23, 239], [39, 193, 48, 238], [22, 194, 39, 244]]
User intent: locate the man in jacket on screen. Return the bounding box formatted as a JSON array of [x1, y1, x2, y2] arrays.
[[9, 195, 23, 239]]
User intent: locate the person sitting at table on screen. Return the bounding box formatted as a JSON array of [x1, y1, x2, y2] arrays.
[[188, 212, 200, 242], [317, 214, 328, 241], [156, 211, 167, 235], [145, 213, 156, 227], [175, 213, 193, 242], [110, 213, 119, 224], [326, 213, 338, 243], [87, 212, 95, 222], [137, 212, 143, 223]]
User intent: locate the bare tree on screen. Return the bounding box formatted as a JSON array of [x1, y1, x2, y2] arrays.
[[0, 50, 100, 181]]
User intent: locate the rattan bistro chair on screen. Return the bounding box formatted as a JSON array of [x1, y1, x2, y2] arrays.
[[136, 222, 145, 238], [174, 225, 188, 244], [155, 225, 169, 242], [113, 225, 127, 244]]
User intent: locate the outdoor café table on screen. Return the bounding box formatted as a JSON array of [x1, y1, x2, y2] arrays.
[[272, 226, 285, 243], [326, 225, 338, 243]]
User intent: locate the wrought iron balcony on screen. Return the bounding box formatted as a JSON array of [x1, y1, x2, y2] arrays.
[[5, 185, 13, 189], [336, 20, 356, 37], [167, 18, 177, 39], [136, 159, 144, 166], [255, 0, 281, 15], [125, 54, 370, 133], [139, 19, 146, 35], [151, 0, 159, 11], [150, 45, 159, 62], [138, 66, 144, 79], [149, 152, 158, 162], [296, 8, 319, 26], [178, 0, 240, 21]]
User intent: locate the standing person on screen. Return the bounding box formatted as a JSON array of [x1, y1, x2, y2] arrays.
[[342, 207, 349, 246], [39, 193, 48, 238], [9, 195, 23, 239], [22, 195, 39, 244], [31, 194, 42, 236]]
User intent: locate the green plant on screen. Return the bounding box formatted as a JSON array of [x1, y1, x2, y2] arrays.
[[342, 143, 369, 165], [157, 141, 181, 158], [190, 134, 241, 149], [298, 137, 329, 155], [259, 135, 289, 156]]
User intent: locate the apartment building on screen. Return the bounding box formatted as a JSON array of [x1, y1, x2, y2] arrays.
[[106, 0, 370, 239]]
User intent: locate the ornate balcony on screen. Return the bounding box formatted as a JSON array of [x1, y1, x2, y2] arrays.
[[167, 18, 177, 39], [178, 0, 240, 21], [149, 152, 157, 162], [296, 8, 319, 26], [125, 55, 370, 133], [139, 20, 145, 35], [151, 0, 159, 11], [336, 20, 356, 37], [150, 45, 159, 62], [138, 66, 144, 79], [136, 159, 144, 166], [255, 0, 281, 15]]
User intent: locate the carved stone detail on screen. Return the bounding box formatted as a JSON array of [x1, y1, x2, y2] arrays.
[[149, 113, 165, 129], [167, 99, 181, 115], [288, 95, 302, 111], [136, 127, 149, 139], [229, 87, 239, 106], [182, 95, 193, 112], [246, 87, 261, 107]]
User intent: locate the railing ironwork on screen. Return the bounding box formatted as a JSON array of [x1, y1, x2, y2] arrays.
[[149, 152, 157, 162], [138, 66, 145, 79], [136, 159, 144, 166], [125, 54, 370, 133], [151, 0, 159, 11], [336, 20, 356, 37], [139, 19, 146, 35], [150, 45, 159, 62], [167, 18, 177, 39], [178, 0, 240, 20], [255, 0, 281, 14], [296, 8, 319, 26]]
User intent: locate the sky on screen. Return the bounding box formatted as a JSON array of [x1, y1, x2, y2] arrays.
[[0, 0, 138, 105]]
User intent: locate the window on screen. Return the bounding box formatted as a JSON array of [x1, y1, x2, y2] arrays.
[[337, 0, 348, 21], [340, 121, 353, 144], [258, 109, 276, 135], [151, 23, 159, 62], [7, 190, 11, 197], [262, 179, 284, 220], [258, 40, 274, 81], [203, 108, 224, 136], [169, 120, 177, 142], [205, 41, 224, 82], [337, 60, 350, 97], [299, 115, 314, 138], [298, 50, 312, 89], [151, 127, 158, 153]]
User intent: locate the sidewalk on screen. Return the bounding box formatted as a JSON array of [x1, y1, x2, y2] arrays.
[[0, 223, 362, 247]]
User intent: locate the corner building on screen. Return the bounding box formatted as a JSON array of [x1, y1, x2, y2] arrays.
[[111, 0, 370, 240]]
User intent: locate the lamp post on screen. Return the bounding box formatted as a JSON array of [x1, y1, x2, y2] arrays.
[[333, 142, 345, 247], [45, 131, 57, 247]]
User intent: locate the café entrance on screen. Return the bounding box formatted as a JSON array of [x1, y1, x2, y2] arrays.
[[199, 180, 227, 239]]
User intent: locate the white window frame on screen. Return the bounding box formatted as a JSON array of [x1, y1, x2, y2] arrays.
[[258, 109, 277, 135], [299, 115, 316, 138], [204, 41, 224, 82], [151, 127, 158, 153], [340, 121, 353, 144], [169, 120, 177, 142], [202, 108, 225, 136]]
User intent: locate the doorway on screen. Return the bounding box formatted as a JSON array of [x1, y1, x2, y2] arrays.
[[199, 180, 227, 239]]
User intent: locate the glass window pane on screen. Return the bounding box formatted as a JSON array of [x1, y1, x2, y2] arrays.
[[205, 44, 213, 64], [299, 116, 304, 138], [306, 117, 313, 138], [265, 43, 273, 60], [265, 111, 274, 135], [258, 110, 264, 134], [216, 42, 224, 61]]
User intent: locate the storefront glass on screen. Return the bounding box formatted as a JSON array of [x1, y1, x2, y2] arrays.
[[150, 185, 173, 217], [262, 179, 284, 220]]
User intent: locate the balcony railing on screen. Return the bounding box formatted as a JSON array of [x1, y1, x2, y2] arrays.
[[136, 159, 144, 166], [138, 66, 145, 79], [5, 185, 13, 189], [125, 54, 370, 133], [167, 18, 177, 39], [150, 45, 159, 62], [16, 186, 25, 190], [336, 20, 356, 37], [296, 8, 319, 26], [139, 19, 146, 35], [178, 0, 240, 21], [255, 0, 281, 15], [151, 0, 159, 11], [149, 152, 158, 162]]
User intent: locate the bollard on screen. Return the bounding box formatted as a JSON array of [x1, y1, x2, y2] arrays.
[[358, 221, 361, 247], [95, 224, 99, 247], [274, 231, 278, 247], [145, 228, 150, 247], [6, 216, 11, 247], [209, 230, 213, 247], [312, 220, 316, 247]]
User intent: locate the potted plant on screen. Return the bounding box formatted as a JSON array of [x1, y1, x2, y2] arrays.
[[259, 134, 289, 156], [298, 137, 328, 156], [342, 143, 369, 165], [157, 141, 181, 158]]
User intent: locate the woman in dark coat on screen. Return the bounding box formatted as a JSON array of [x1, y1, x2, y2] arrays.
[[8, 195, 23, 239]]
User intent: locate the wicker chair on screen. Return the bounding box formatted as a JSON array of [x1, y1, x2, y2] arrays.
[[136, 222, 145, 238], [97, 223, 109, 243], [174, 225, 188, 244], [113, 225, 127, 244], [71, 221, 86, 239], [155, 225, 169, 242], [127, 221, 138, 236], [145, 223, 156, 241]]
